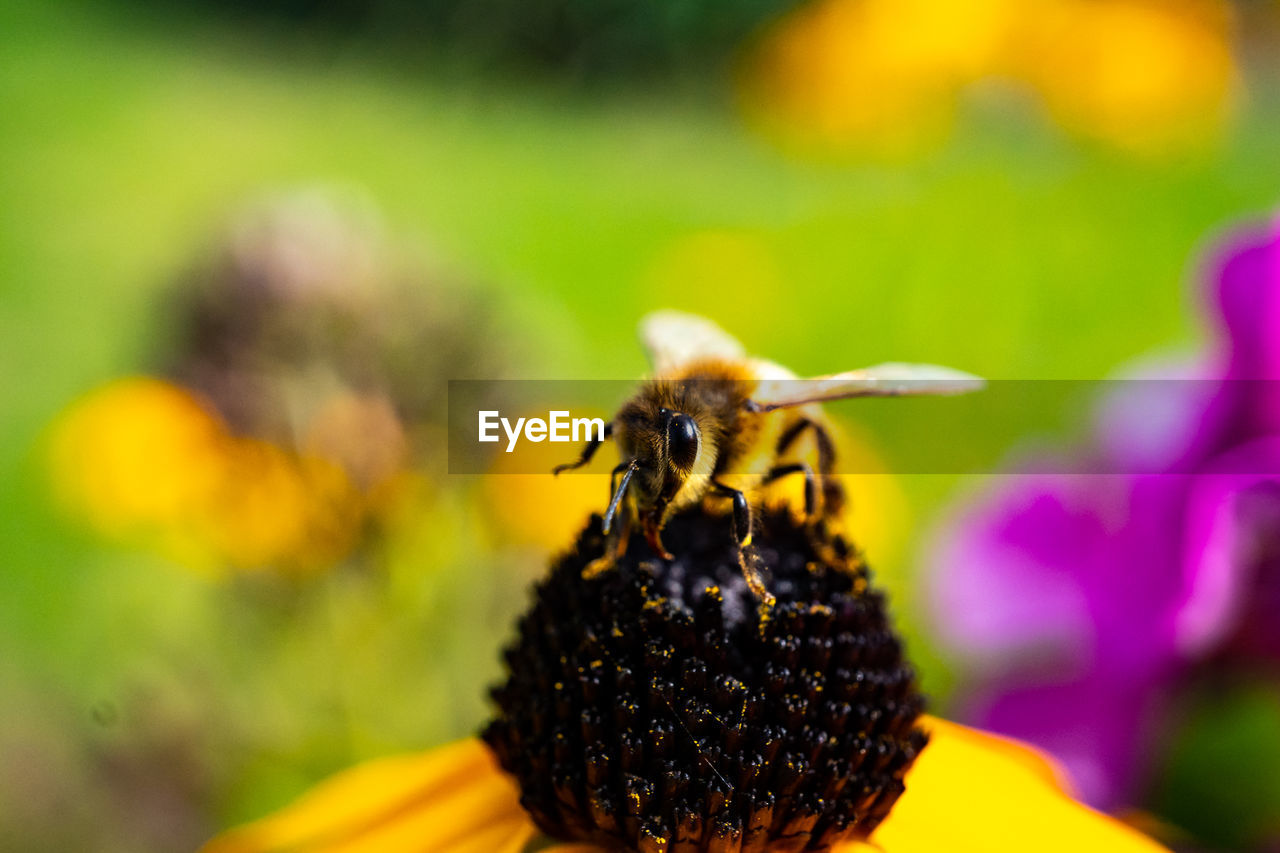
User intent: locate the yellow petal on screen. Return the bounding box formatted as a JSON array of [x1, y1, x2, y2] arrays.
[[847, 716, 1170, 853], [201, 740, 534, 853]]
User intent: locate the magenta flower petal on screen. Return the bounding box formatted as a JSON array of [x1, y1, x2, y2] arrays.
[[1179, 437, 1280, 661], [929, 473, 1101, 673], [928, 212, 1280, 820], [956, 673, 1167, 810], [931, 473, 1197, 678], [1206, 217, 1280, 444], [929, 472, 1210, 807], [1092, 354, 1218, 474], [1212, 217, 1280, 381]]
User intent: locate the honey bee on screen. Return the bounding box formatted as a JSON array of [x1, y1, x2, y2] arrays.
[[553, 311, 982, 607]]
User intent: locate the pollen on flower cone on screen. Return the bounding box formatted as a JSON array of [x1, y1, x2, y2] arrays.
[[484, 505, 928, 852]]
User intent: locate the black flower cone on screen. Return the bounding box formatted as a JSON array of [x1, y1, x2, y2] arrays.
[[483, 506, 928, 853]]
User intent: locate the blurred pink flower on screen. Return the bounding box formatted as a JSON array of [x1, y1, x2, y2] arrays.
[[928, 214, 1280, 811]]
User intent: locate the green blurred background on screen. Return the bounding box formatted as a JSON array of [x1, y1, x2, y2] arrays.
[[4, 1, 1280, 849]]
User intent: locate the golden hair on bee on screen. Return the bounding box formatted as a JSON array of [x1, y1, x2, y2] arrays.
[[553, 311, 983, 610]]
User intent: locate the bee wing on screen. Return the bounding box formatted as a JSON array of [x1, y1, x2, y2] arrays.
[[749, 363, 985, 412], [639, 310, 746, 373]]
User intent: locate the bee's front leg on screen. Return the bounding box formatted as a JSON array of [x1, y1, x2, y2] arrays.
[[583, 507, 631, 579], [583, 461, 634, 580], [711, 481, 776, 610]]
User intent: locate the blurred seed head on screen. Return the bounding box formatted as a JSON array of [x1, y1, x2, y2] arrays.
[[163, 185, 511, 462], [51, 186, 520, 574]]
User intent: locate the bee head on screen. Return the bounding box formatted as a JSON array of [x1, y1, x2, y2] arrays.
[[615, 404, 703, 513], [638, 407, 700, 503], [607, 406, 701, 555]]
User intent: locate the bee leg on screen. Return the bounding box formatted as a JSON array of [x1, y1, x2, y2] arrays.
[[552, 422, 613, 475], [712, 481, 753, 547], [584, 459, 638, 579], [642, 513, 675, 561], [774, 417, 844, 517], [773, 422, 860, 571], [608, 459, 628, 504], [583, 505, 631, 579], [762, 462, 817, 519], [711, 481, 776, 609], [775, 417, 835, 468]]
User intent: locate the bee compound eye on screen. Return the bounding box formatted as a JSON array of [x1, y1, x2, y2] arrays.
[[666, 413, 699, 470]]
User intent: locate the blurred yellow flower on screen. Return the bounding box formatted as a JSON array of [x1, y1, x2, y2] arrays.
[[741, 0, 1016, 156], [202, 716, 1169, 853], [48, 377, 367, 576], [740, 0, 1237, 157], [203, 440, 362, 574], [740, 0, 933, 157], [1014, 0, 1237, 156], [48, 377, 229, 569]]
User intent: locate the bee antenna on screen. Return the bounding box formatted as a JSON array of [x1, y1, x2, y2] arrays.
[[602, 460, 639, 535]]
